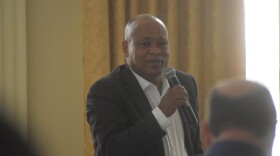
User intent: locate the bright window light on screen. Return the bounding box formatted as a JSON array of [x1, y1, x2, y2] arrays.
[[244, 0, 279, 156]]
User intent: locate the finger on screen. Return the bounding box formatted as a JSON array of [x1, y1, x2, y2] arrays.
[[179, 87, 189, 98], [177, 100, 188, 107], [176, 94, 188, 101], [173, 85, 189, 97]]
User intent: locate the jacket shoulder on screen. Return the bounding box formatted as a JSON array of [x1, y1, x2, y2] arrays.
[[175, 69, 195, 83], [87, 65, 125, 93]]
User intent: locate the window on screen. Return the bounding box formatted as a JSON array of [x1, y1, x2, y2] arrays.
[[244, 0, 279, 155]]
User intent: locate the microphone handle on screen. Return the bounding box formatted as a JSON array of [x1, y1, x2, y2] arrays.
[[167, 76, 180, 87], [167, 76, 198, 124], [186, 100, 198, 124]]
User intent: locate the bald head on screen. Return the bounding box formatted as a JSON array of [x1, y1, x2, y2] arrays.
[[213, 79, 268, 98], [124, 14, 167, 41], [206, 79, 277, 137]]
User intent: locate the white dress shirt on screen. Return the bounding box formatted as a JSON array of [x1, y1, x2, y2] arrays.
[[131, 70, 188, 156]]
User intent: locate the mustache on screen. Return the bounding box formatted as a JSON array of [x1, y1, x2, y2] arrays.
[[146, 58, 164, 63]]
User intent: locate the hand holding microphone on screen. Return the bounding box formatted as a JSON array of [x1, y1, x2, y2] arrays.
[[161, 66, 198, 124], [158, 85, 189, 117]]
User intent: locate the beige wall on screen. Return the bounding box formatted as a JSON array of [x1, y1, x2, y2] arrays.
[[27, 1, 84, 156]]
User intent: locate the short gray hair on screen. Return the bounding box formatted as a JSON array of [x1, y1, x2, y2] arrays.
[[124, 14, 166, 41]]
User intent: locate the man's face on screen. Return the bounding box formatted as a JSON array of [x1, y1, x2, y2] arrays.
[[123, 18, 169, 81]]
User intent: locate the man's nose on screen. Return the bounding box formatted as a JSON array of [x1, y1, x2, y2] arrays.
[[149, 44, 161, 55]]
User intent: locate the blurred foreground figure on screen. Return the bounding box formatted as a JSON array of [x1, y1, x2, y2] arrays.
[[0, 102, 38, 156], [0, 119, 38, 156], [201, 79, 277, 156]]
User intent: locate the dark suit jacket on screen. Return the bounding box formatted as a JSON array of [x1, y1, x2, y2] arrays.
[[86, 64, 203, 156], [202, 140, 266, 156]]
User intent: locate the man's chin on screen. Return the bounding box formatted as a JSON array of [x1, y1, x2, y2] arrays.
[[149, 63, 166, 69], [148, 68, 164, 77]]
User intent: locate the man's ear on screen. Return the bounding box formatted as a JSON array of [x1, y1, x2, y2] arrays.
[[122, 40, 129, 57], [201, 122, 213, 149]]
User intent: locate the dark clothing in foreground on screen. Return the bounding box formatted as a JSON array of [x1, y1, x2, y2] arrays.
[[0, 120, 37, 156], [203, 140, 265, 156]]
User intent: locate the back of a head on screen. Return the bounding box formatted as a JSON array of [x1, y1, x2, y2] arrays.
[[206, 79, 277, 138]]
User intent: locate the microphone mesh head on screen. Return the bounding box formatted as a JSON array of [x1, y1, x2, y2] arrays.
[[163, 66, 176, 79]]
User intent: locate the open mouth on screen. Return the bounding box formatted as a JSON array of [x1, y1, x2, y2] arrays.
[[147, 60, 164, 67]]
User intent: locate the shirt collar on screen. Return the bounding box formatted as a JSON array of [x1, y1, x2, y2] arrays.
[[129, 68, 170, 94]]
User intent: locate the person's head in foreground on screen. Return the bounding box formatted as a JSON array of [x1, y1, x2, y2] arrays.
[[201, 79, 277, 156]]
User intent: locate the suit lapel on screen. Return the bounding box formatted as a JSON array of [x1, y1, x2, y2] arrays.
[[120, 65, 152, 117]]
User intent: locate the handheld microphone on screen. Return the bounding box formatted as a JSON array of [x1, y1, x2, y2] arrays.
[[163, 66, 198, 124]]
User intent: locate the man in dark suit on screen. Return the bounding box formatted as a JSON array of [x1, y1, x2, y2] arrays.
[[86, 14, 203, 156], [201, 79, 277, 156]]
